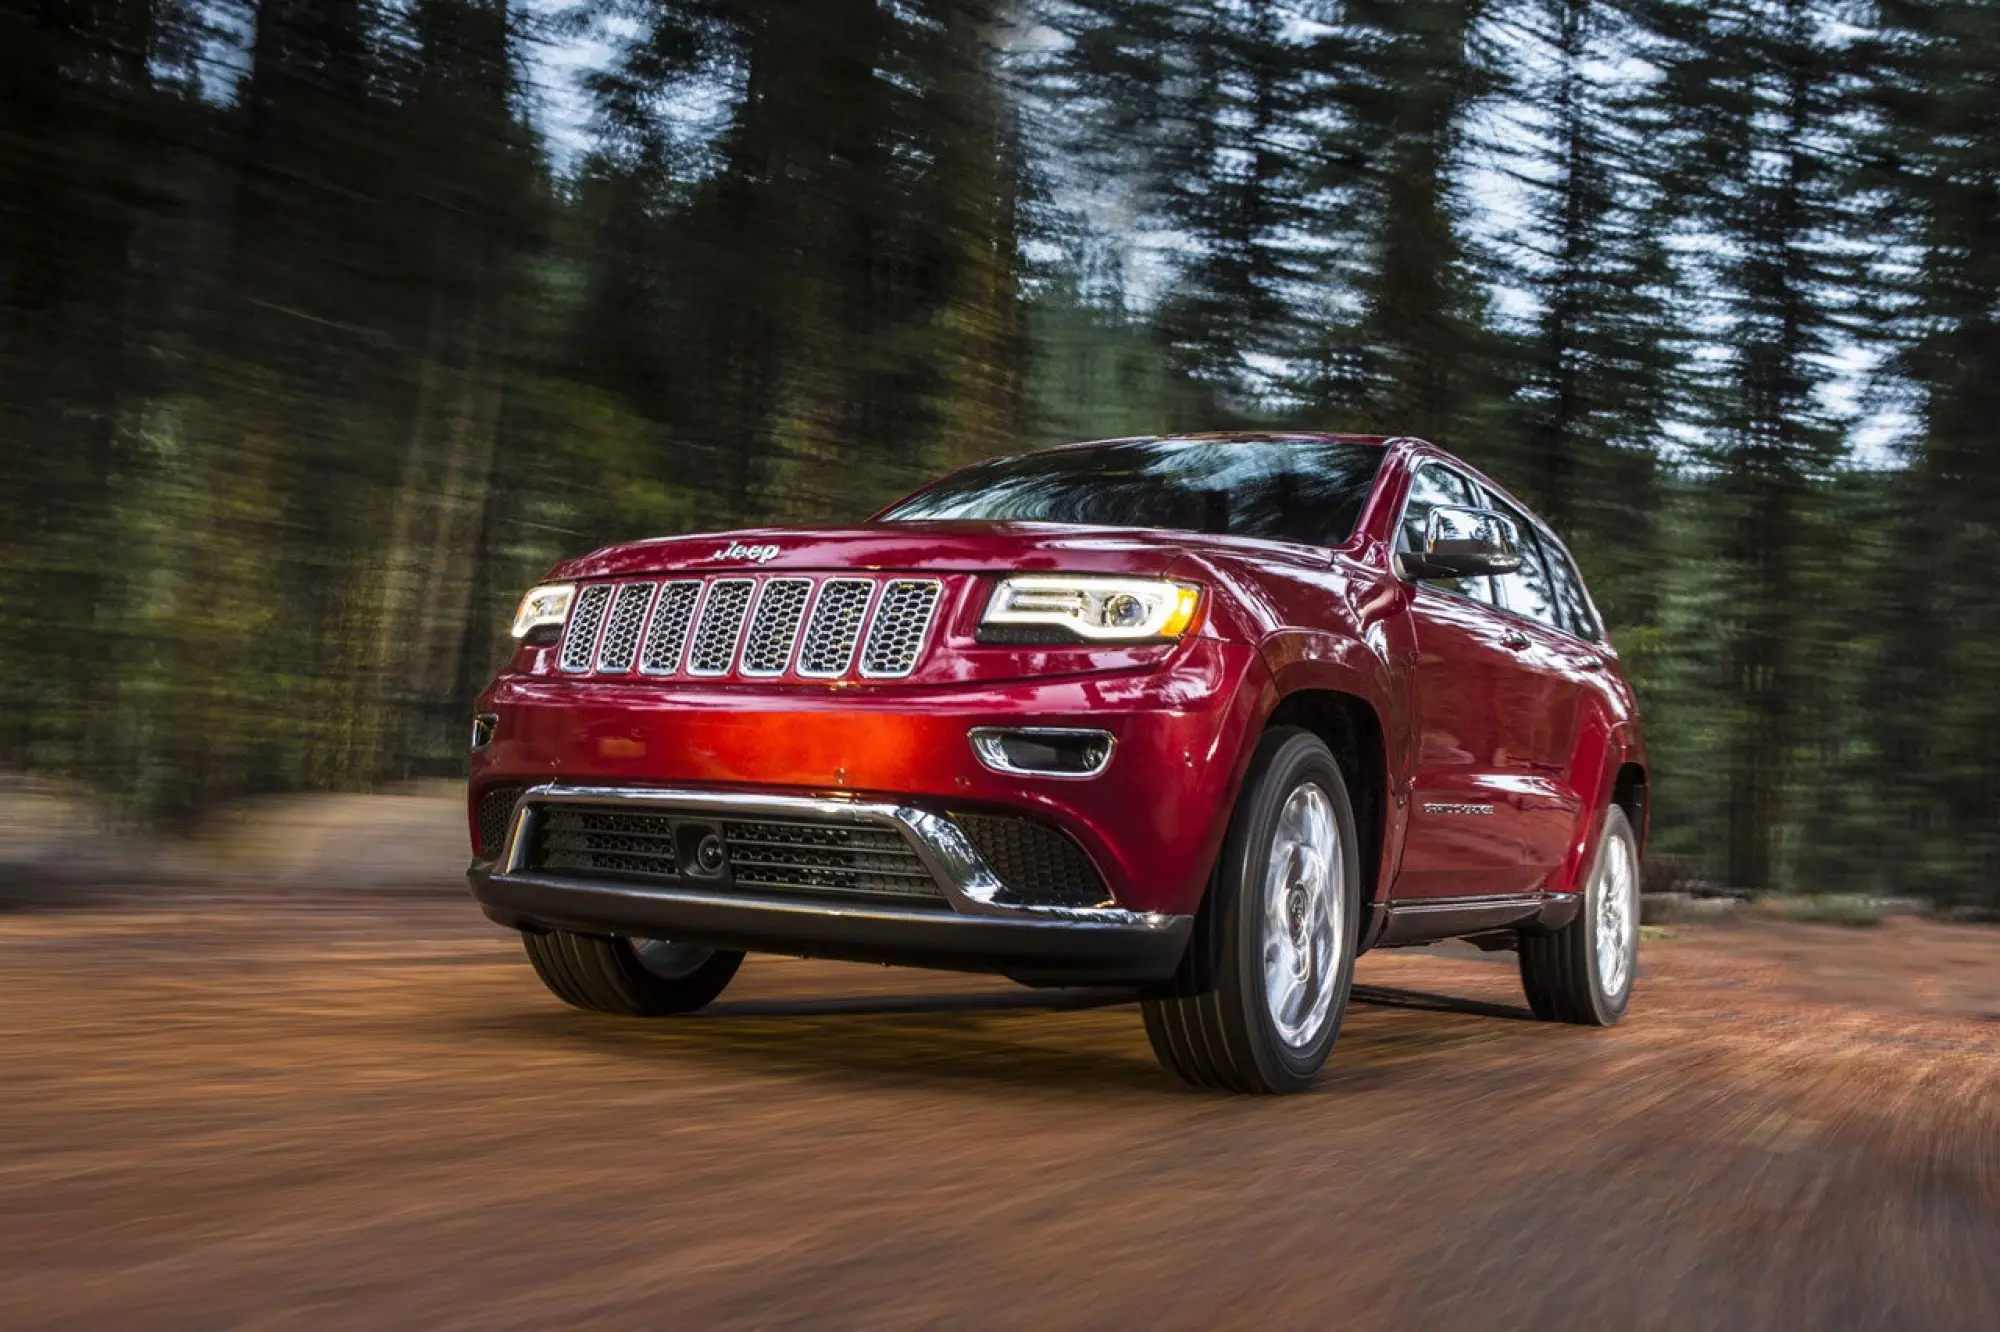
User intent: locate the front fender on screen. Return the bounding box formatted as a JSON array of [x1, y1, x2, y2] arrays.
[[1251, 620, 1412, 910]]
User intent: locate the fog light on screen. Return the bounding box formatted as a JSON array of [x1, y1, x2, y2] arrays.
[[677, 823, 728, 878], [470, 713, 498, 751], [968, 727, 1115, 779]]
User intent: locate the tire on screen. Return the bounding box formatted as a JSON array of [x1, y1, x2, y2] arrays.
[[522, 931, 743, 1017], [1141, 728, 1362, 1094], [1519, 803, 1639, 1025]]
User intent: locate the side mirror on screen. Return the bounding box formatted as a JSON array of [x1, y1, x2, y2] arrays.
[[1401, 505, 1524, 580]]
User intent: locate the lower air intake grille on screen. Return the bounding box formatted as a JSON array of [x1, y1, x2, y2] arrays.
[[522, 802, 946, 906], [535, 807, 684, 880], [475, 784, 526, 859], [723, 820, 941, 902], [952, 814, 1110, 908]]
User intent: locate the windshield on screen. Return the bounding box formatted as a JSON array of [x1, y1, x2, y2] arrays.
[[876, 438, 1387, 547]]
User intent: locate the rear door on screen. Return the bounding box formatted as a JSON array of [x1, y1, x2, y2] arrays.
[[1479, 494, 1594, 887], [1388, 462, 1551, 899]]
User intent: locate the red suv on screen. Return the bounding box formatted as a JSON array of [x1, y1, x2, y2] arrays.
[[468, 434, 1646, 1093]]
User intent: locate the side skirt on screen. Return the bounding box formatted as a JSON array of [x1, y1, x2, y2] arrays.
[[1370, 893, 1580, 948]]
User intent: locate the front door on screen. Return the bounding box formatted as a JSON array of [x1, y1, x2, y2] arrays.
[[1385, 462, 1555, 899], [1394, 588, 1559, 898]]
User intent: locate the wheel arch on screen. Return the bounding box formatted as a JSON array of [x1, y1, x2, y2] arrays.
[[1263, 688, 1391, 917], [1613, 760, 1649, 854]]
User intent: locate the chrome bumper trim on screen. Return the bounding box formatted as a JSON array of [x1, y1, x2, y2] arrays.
[[499, 783, 1185, 930]]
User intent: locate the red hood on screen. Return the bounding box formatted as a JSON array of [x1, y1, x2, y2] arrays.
[[550, 521, 1210, 581]]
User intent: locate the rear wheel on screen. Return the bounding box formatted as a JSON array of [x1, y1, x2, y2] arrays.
[[522, 931, 743, 1016], [1141, 728, 1361, 1094], [1519, 804, 1639, 1025]]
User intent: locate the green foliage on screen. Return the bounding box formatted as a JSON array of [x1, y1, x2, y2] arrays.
[[1491, 0, 1674, 625], [1848, 0, 2000, 902], [1618, 0, 1863, 893]]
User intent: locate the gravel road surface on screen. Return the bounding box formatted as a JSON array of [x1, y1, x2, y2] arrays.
[[3, 897, 1997, 1330]]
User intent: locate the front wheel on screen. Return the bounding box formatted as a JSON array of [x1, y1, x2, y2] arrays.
[[1141, 728, 1361, 1094], [522, 930, 743, 1016], [1518, 803, 1640, 1025]]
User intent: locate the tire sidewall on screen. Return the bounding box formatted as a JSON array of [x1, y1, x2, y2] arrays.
[[1222, 731, 1362, 1086]]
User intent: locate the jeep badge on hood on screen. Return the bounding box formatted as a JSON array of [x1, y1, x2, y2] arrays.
[[708, 541, 780, 564]]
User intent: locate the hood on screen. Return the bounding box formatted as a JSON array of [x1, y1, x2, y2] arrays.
[[551, 521, 1203, 582]]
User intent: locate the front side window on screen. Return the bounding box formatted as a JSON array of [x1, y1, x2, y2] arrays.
[[876, 438, 1387, 548], [1396, 463, 1496, 604]]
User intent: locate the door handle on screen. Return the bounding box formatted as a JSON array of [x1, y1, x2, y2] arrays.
[[1501, 629, 1532, 652]]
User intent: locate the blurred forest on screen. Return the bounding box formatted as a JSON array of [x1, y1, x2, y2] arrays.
[[1, 0, 1996, 903]]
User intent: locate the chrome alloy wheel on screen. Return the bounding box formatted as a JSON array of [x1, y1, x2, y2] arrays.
[[1260, 782, 1343, 1049], [1594, 825, 1639, 1001]]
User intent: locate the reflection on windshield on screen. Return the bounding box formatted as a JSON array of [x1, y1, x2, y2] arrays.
[[877, 439, 1387, 547]]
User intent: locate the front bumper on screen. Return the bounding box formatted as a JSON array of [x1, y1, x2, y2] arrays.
[[470, 637, 1269, 916], [469, 785, 1194, 985]]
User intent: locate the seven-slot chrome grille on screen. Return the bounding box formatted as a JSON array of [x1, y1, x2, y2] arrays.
[[557, 574, 943, 682]]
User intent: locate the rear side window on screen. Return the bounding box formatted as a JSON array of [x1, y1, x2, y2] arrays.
[[1396, 464, 1495, 604]]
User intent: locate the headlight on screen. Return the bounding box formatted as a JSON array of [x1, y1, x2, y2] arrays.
[[979, 576, 1202, 644], [510, 583, 576, 640]]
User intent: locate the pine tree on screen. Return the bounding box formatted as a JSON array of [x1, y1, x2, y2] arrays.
[[578, 0, 1029, 523], [1029, 1, 1320, 413], [1495, 0, 1673, 626], [1854, 0, 2000, 904], [0, 0, 207, 789], [1634, 0, 1854, 890], [370, 0, 545, 774], [1295, 0, 1503, 444]]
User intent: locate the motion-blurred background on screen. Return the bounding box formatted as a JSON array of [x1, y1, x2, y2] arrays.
[[0, 0, 1994, 906]]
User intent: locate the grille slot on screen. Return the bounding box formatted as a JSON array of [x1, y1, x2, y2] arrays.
[[860, 579, 943, 678], [474, 784, 526, 859], [687, 578, 755, 676], [740, 578, 813, 676], [798, 578, 875, 677], [595, 582, 655, 673], [952, 813, 1110, 908], [639, 580, 702, 675], [558, 584, 614, 672], [522, 802, 946, 905]]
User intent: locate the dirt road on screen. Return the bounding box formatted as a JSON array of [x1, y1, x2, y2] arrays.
[[3, 895, 1997, 1330]]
